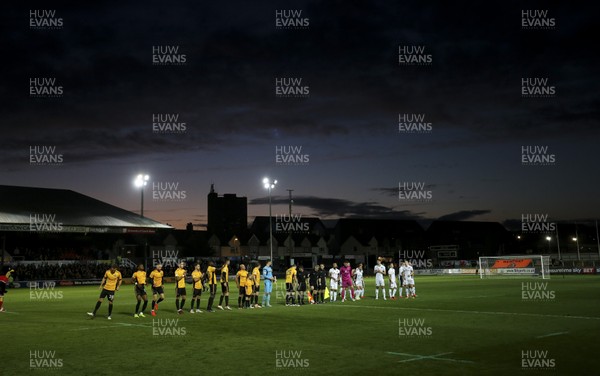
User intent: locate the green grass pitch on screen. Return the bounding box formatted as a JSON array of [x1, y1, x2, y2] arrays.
[[1, 276, 598, 375]]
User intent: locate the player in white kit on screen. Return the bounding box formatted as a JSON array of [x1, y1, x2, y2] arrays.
[[328, 263, 340, 302], [374, 258, 386, 300], [401, 261, 416, 298], [353, 263, 364, 299], [388, 263, 397, 300], [398, 261, 406, 298]]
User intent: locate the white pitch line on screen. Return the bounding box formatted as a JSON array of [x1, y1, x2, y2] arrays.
[[344, 304, 600, 321], [70, 326, 115, 331], [70, 322, 152, 331], [393, 352, 453, 363], [0, 311, 20, 314], [115, 322, 151, 328], [386, 351, 475, 364], [536, 331, 569, 338]]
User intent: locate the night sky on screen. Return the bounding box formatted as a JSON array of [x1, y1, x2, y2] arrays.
[[2, 1, 599, 229]]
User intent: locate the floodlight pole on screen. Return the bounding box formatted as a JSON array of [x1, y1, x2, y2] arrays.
[[141, 187, 145, 217], [555, 225, 561, 261], [263, 178, 277, 265], [575, 223, 581, 261], [134, 174, 149, 218], [287, 189, 294, 263], [269, 186, 273, 263], [596, 220, 600, 260]]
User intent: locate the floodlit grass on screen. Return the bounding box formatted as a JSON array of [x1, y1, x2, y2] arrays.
[[1, 276, 598, 375]]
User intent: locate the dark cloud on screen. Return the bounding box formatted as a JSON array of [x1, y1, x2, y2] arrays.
[[2, 1, 599, 227], [1, 0, 597, 168], [250, 195, 493, 224], [438, 210, 491, 221], [372, 184, 438, 197], [249, 195, 423, 220], [371, 187, 398, 197]]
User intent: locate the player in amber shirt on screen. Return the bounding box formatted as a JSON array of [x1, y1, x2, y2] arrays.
[[251, 262, 261, 308], [87, 264, 122, 320], [149, 264, 165, 316], [285, 265, 298, 306], [205, 261, 217, 312], [244, 274, 255, 308], [218, 259, 232, 310], [132, 264, 148, 317], [235, 264, 248, 309], [175, 262, 187, 314], [190, 263, 203, 313]]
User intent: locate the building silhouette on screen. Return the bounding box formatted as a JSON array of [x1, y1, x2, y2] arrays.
[[206, 184, 247, 240]]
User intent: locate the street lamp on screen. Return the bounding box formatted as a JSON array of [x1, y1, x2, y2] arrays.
[[233, 236, 240, 255], [134, 174, 150, 217], [263, 177, 277, 265], [545, 236, 551, 253]]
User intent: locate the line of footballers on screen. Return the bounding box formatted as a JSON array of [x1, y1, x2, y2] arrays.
[[86, 258, 416, 319], [87, 259, 276, 319], [373, 259, 417, 300], [282, 262, 364, 306], [285, 258, 416, 306]]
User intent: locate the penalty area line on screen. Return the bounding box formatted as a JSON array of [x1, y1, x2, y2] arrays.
[[344, 304, 600, 321], [536, 331, 569, 338], [386, 351, 475, 364]]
